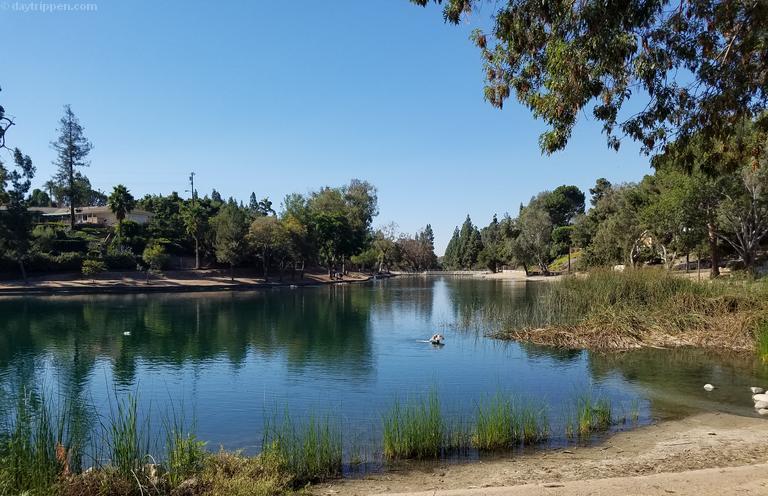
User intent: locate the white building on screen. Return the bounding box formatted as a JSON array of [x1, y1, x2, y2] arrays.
[[32, 206, 153, 226]]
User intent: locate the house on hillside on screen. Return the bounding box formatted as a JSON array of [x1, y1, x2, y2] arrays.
[[30, 206, 153, 226]]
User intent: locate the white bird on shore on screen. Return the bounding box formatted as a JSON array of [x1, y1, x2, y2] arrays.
[[753, 394, 768, 402], [750, 387, 765, 394], [754, 401, 768, 409], [758, 409, 768, 416], [703, 384, 715, 391]]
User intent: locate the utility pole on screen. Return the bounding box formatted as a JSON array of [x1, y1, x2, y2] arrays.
[[189, 172, 197, 201]]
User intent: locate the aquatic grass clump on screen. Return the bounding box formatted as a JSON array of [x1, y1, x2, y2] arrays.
[[382, 389, 443, 460], [164, 417, 207, 487], [566, 394, 613, 439], [518, 401, 549, 445], [0, 389, 87, 496], [105, 393, 152, 479], [756, 319, 768, 363], [472, 393, 549, 451], [496, 269, 768, 351], [262, 412, 342, 484], [473, 393, 514, 450]]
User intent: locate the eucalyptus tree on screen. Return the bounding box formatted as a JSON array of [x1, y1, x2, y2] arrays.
[[413, 0, 768, 162], [51, 105, 93, 229], [717, 165, 768, 273]]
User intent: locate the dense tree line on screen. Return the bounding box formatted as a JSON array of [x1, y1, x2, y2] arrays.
[[0, 104, 438, 280], [443, 124, 768, 276]]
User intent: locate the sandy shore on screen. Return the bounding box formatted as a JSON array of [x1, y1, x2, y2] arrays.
[[479, 270, 564, 282], [314, 412, 768, 495], [0, 269, 375, 295]]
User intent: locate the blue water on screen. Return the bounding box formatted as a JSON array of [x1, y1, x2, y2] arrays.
[[1, 276, 766, 462]]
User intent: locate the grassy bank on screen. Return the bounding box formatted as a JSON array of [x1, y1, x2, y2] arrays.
[[493, 269, 768, 352], [0, 387, 622, 495]]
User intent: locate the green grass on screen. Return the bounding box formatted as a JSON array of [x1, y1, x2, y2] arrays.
[[382, 389, 444, 460], [757, 319, 768, 363], [105, 393, 151, 479], [262, 412, 342, 484], [566, 394, 613, 439], [0, 391, 61, 495], [164, 413, 207, 488], [472, 393, 549, 451]]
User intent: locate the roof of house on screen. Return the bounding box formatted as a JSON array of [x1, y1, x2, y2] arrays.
[[35, 206, 152, 217], [0, 206, 152, 216]]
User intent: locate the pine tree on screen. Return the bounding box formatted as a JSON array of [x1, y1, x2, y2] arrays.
[[51, 105, 93, 230], [443, 227, 460, 269]]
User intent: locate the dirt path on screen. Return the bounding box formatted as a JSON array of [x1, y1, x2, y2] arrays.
[[314, 412, 768, 495]]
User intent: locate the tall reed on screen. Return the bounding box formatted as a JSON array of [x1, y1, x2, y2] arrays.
[[262, 411, 342, 484], [566, 393, 613, 439], [104, 393, 151, 478], [382, 389, 443, 460], [0, 389, 84, 495], [472, 392, 549, 450]]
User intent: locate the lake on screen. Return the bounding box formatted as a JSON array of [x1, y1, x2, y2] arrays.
[[1, 276, 766, 466]]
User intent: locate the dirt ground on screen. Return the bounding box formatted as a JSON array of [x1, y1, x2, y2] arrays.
[[0, 269, 372, 294], [313, 412, 768, 495]]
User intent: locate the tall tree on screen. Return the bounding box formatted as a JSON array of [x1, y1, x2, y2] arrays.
[[0, 86, 14, 150], [181, 200, 208, 269], [479, 214, 505, 272], [28, 188, 52, 207], [51, 105, 93, 229], [543, 186, 585, 227], [249, 215, 288, 281], [457, 215, 483, 269], [414, 0, 768, 162], [212, 201, 249, 281], [514, 205, 553, 275], [107, 184, 136, 238], [0, 149, 35, 280], [717, 164, 768, 273], [443, 227, 461, 269]]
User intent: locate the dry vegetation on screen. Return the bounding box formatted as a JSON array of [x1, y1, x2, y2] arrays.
[[493, 269, 768, 352]]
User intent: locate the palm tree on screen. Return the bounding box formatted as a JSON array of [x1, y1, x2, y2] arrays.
[[107, 184, 136, 238]]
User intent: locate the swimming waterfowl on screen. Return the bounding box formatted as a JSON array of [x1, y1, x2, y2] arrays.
[[430, 333, 444, 345], [703, 384, 714, 391]]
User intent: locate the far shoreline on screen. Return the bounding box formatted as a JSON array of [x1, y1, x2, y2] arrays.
[[0, 269, 564, 297], [0, 269, 383, 297]]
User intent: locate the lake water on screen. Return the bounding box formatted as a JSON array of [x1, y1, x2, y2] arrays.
[[1, 276, 767, 464]]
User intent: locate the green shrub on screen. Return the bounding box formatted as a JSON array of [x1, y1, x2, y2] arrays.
[[82, 259, 107, 278], [27, 252, 84, 273], [104, 250, 137, 270], [142, 242, 170, 272]]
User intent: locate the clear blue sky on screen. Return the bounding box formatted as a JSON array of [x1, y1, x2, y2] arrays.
[[3, 0, 651, 254]]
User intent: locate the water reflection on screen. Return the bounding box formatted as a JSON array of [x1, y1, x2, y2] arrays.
[[0, 277, 766, 454]]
